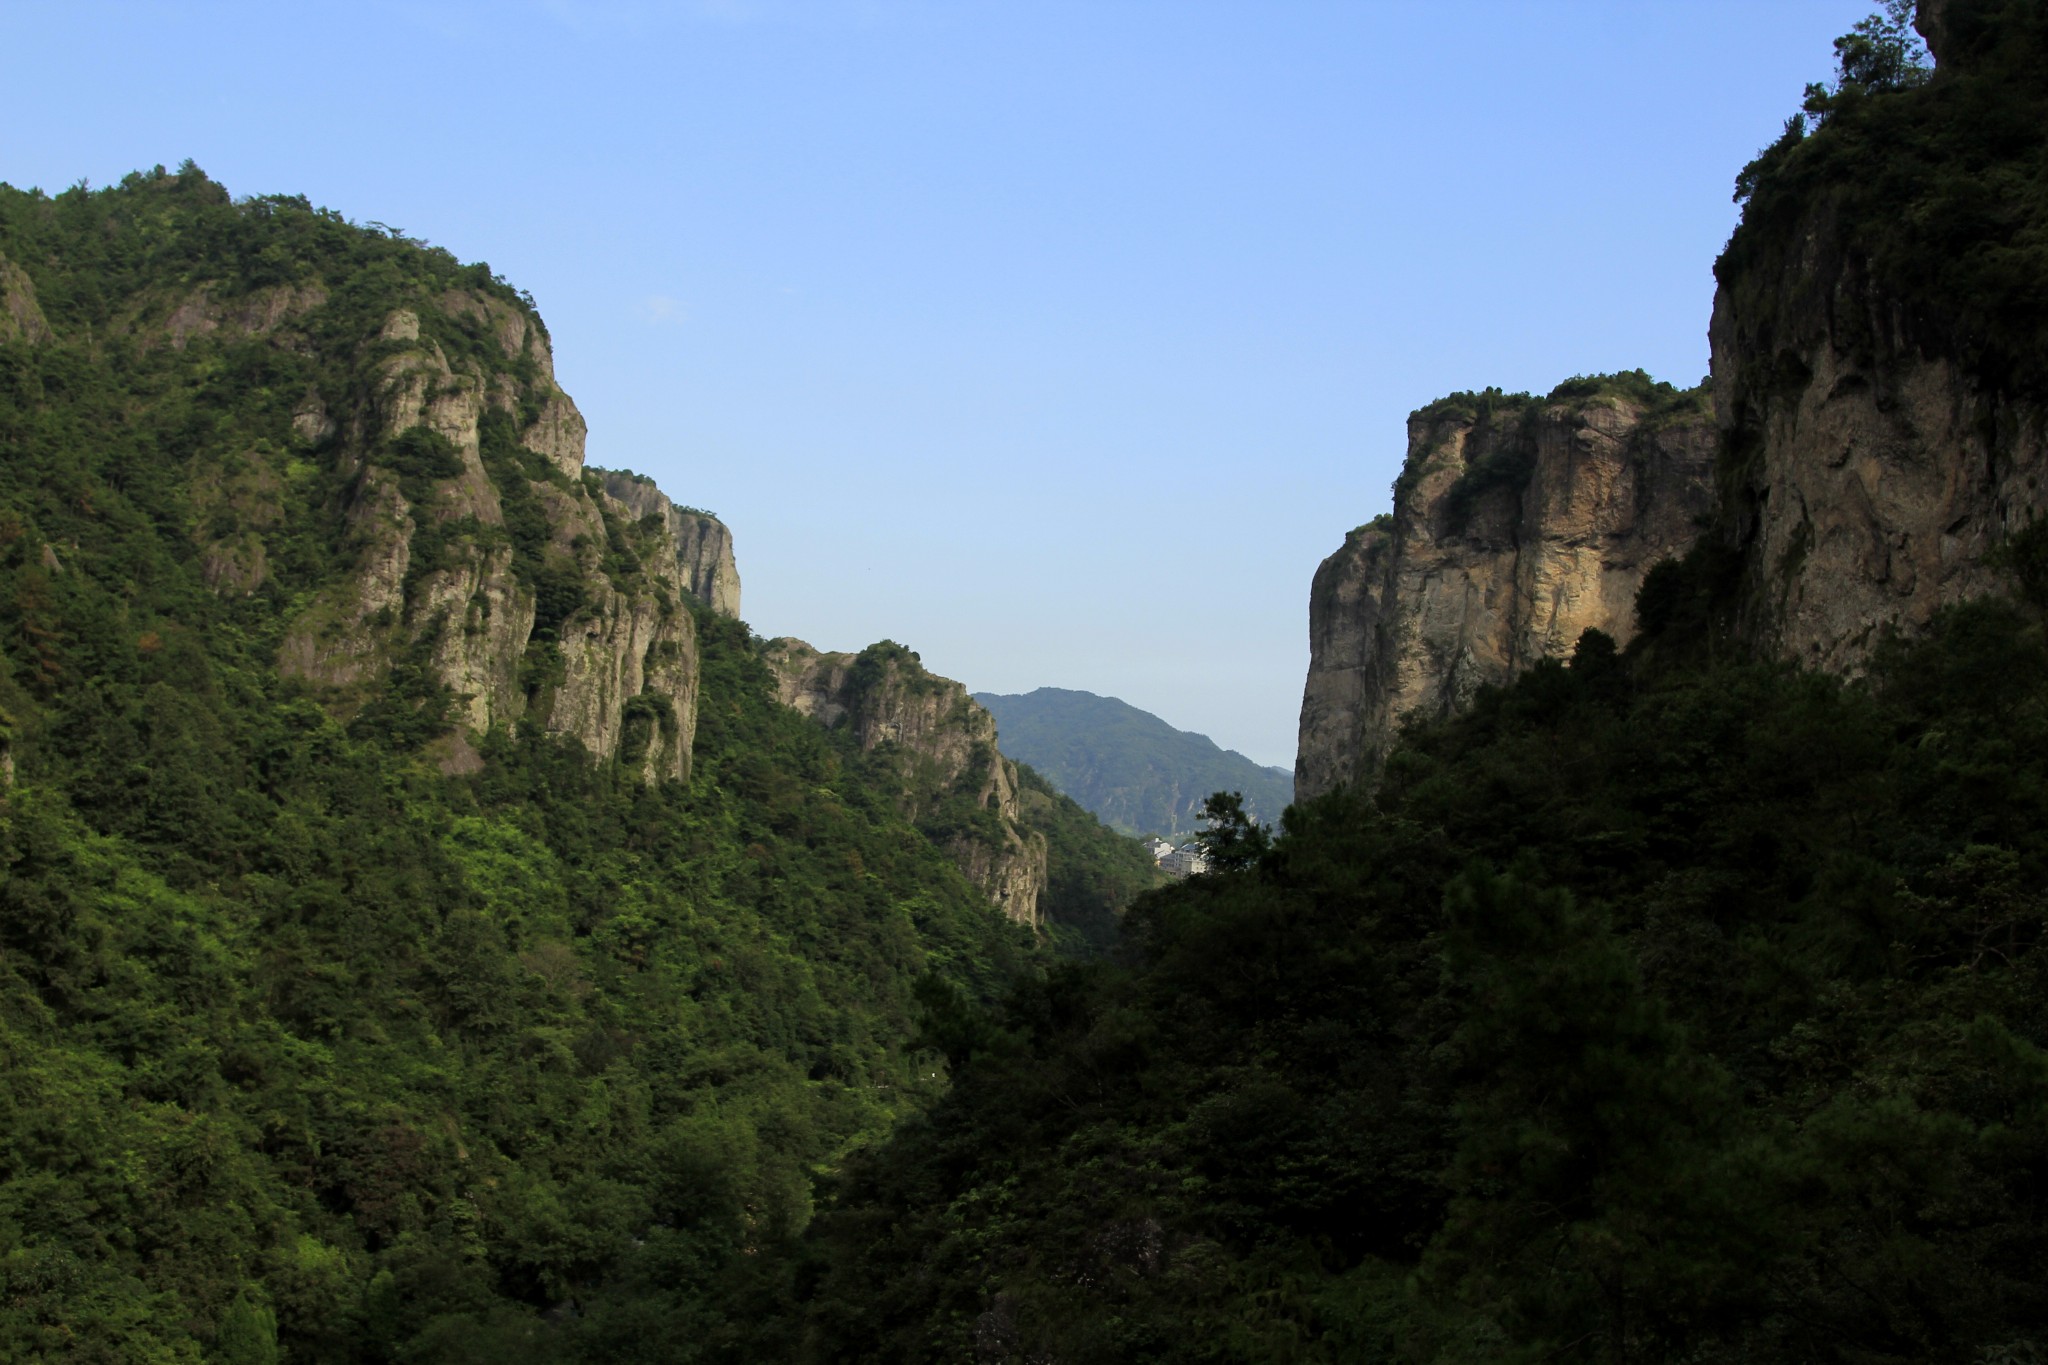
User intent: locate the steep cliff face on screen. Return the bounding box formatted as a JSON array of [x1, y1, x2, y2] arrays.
[[258, 296, 702, 780], [765, 638, 1048, 927], [1296, 378, 1716, 799], [597, 469, 742, 617], [1711, 0, 2048, 669]]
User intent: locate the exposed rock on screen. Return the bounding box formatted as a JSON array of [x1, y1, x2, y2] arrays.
[[191, 448, 285, 595], [523, 391, 587, 479], [292, 396, 336, 445], [1713, 235, 2048, 674], [1296, 381, 1717, 800], [598, 470, 743, 617], [274, 291, 703, 781], [163, 282, 327, 350], [0, 253, 51, 344], [764, 638, 1048, 927]]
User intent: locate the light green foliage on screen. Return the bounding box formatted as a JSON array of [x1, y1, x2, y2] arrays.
[[0, 168, 1028, 1363]]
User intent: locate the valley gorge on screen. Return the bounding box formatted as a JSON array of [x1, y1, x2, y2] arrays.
[[7, 0, 2048, 1360]]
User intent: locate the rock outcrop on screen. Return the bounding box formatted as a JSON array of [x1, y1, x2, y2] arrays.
[[1295, 378, 1716, 800], [262, 292, 704, 781], [765, 638, 1049, 927], [1709, 1, 2048, 671], [597, 470, 742, 617], [0, 252, 52, 345]]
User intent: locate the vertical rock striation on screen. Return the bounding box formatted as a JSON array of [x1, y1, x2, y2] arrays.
[[1710, 0, 2048, 670], [1295, 378, 1717, 800], [267, 292, 705, 780], [764, 638, 1049, 928], [597, 470, 743, 618]]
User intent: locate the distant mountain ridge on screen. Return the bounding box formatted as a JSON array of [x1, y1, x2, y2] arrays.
[[973, 687, 1293, 836]]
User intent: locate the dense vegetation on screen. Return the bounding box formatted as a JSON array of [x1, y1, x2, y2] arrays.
[[973, 687, 1292, 837], [1012, 763, 1164, 958], [0, 167, 1039, 1362], [788, 597, 2048, 1363], [1723, 0, 2048, 395], [5, 3, 2045, 1360]]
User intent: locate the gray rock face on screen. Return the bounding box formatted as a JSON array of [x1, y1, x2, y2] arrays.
[[763, 638, 1049, 928], [273, 298, 705, 781], [597, 470, 742, 618], [1295, 385, 1717, 800]]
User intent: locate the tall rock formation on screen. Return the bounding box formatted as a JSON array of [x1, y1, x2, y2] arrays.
[[1711, 0, 2048, 670], [1295, 377, 1716, 799], [765, 639, 1049, 928], [597, 470, 742, 618], [259, 294, 705, 780]]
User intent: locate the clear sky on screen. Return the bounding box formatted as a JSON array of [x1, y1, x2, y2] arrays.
[[4, 0, 1874, 769]]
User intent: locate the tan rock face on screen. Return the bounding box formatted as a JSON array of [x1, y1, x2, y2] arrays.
[[272, 297, 705, 781], [1296, 385, 1717, 799], [1713, 256, 2048, 673], [764, 639, 1049, 927], [0, 253, 52, 344], [597, 470, 743, 617]]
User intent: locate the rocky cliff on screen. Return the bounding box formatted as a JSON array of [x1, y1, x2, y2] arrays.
[[765, 638, 1048, 927], [597, 469, 742, 618], [1297, 0, 2048, 800], [1710, 0, 2048, 670], [270, 296, 702, 780], [1295, 376, 1716, 799]]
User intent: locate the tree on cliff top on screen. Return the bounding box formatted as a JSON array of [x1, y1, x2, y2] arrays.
[[1803, 0, 1932, 123]]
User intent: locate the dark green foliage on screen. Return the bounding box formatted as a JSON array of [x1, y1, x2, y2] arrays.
[[973, 687, 1293, 835], [788, 599, 2048, 1362], [1802, 0, 1933, 125], [1723, 0, 2048, 395], [381, 426, 463, 498], [1013, 763, 1163, 956], [1192, 790, 1270, 871]]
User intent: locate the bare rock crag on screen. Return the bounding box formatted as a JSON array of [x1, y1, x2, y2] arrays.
[[597, 470, 743, 618], [233, 289, 716, 780], [1295, 382, 1717, 800], [764, 639, 1049, 928]]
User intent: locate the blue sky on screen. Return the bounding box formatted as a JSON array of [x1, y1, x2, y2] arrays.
[[4, 0, 1873, 769]]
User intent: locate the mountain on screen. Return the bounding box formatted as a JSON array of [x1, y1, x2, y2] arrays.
[[972, 686, 1294, 835], [0, 163, 1093, 1362], [789, 5, 2048, 1360]]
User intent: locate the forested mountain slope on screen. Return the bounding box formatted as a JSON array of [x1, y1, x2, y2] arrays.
[[773, 646, 1163, 952], [775, 4, 2048, 1361], [0, 166, 1043, 1362], [973, 687, 1291, 835]]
